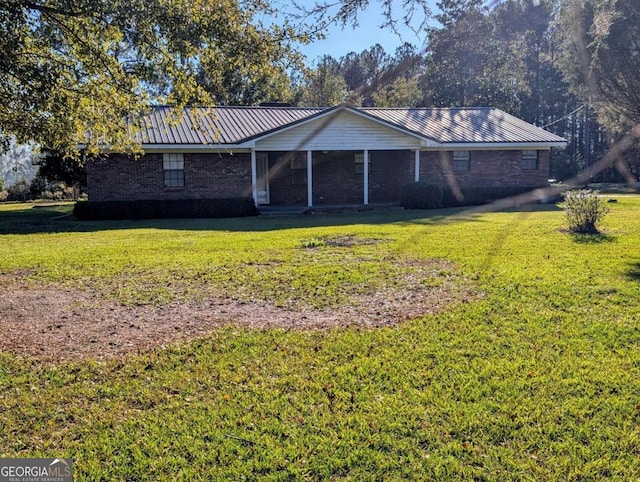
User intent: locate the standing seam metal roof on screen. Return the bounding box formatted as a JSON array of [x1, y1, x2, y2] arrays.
[[134, 105, 566, 145]]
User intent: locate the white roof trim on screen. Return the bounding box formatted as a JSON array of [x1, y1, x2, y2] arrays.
[[141, 144, 251, 153], [82, 141, 564, 153], [424, 142, 566, 150]]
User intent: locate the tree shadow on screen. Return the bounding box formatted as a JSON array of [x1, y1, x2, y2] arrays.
[[0, 203, 487, 235], [626, 262, 640, 281], [570, 231, 617, 244]]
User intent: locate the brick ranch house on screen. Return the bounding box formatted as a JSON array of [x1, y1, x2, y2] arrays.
[[86, 104, 566, 211]]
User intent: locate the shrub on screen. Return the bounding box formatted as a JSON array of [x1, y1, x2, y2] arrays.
[[442, 185, 535, 207], [29, 175, 48, 199], [0, 190, 7, 202], [7, 178, 30, 201], [400, 183, 443, 209], [73, 197, 259, 220], [561, 189, 609, 234]]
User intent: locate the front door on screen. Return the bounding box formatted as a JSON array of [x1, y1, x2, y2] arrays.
[[256, 152, 270, 205]]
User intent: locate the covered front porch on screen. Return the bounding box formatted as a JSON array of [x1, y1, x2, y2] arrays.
[[250, 149, 422, 208]]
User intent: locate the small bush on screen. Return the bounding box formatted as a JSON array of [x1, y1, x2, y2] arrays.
[[29, 175, 48, 199], [0, 190, 8, 202], [442, 185, 535, 207], [74, 198, 258, 220], [7, 179, 30, 201], [400, 183, 443, 209], [561, 189, 609, 234]]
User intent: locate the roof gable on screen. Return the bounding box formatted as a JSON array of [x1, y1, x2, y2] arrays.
[[253, 107, 429, 151]]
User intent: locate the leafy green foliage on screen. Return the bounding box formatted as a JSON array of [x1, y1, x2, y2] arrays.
[[0, 1, 309, 153], [1, 197, 640, 478], [561, 189, 609, 234], [400, 182, 444, 209], [6, 178, 30, 201], [556, 0, 640, 134]]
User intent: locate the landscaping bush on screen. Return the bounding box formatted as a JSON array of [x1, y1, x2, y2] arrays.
[[73, 197, 258, 220], [561, 189, 609, 234], [0, 190, 7, 202], [400, 182, 443, 209], [29, 175, 48, 199], [442, 185, 535, 207], [401, 183, 542, 209], [7, 178, 30, 201]]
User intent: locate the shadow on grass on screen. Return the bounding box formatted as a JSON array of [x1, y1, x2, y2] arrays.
[[0, 203, 492, 235], [0, 199, 565, 236], [570, 231, 617, 244], [625, 262, 640, 281]]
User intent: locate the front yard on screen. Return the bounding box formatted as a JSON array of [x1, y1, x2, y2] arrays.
[[1, 199, 639, 479]]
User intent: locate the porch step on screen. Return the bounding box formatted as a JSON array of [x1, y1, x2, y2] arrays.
[[258, 203, 403, 216]]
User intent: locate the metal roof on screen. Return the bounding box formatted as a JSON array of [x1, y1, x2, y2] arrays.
[[134, 105, 566, 146], [136, 106, 323, 145], [360, 107, 566, 144]]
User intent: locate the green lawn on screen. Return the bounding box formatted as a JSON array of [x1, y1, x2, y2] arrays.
[[1, 199, 639, 480]]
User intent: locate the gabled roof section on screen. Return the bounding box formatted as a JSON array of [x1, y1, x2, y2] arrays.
[[361, 107, 566, 144], [133, 105, 566, 146], [243, 104, 433, 146]]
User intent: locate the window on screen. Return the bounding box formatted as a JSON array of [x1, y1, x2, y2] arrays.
[[522, 150, 538, 170], [354, 153, 365, 175], [163, 153, 184, 188], [452, 151, 470, 171], [290, 153, 307, 185]]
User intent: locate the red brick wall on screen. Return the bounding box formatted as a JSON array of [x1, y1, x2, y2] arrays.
[[87, 152, 252, 202], [267, 152, 308, 206], [87, 149, 551, 205], [313, 151, 364, 204], [419, 150, 549, 188], [369, 150, 413, 203]]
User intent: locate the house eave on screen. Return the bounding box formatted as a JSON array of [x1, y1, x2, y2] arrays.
[[425, 141, 567, 150], [79, 144, 252, 153]]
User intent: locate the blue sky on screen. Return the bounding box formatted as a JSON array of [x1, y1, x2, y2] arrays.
[[271, 1, 439, 64]]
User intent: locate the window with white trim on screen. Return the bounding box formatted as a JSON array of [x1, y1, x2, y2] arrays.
[[290, 153, 307, 185], [452, 151, 470, 171], [163, 153, 185, 188], [522, 150, 538, 170]]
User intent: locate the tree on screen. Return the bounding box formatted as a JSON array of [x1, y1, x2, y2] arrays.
[[299, 56, 348, 106], [423, 5, 519, 109], [0, 0, 308, 154], [371, 77, 422, 107], [555, 0, 640, 180], [38, 150, 87, 191], [556, 0, 640, 134]]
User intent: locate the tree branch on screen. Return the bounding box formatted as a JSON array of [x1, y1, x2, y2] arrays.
[[18, 1, 83, 17]]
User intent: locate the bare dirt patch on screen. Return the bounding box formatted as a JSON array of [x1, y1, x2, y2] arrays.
[[0, 264, 478, 362]]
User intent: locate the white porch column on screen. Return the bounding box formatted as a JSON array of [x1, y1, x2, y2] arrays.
[[250, 149, 258, 204], [307, 150, 313, 207], [363, 149, 369, 205], [414, 149, 420, 182]]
